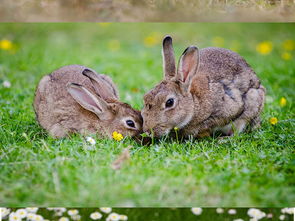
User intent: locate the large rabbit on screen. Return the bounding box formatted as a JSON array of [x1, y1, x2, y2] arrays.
[[141, 36, 265, 138], [34, 65, 143, 139]]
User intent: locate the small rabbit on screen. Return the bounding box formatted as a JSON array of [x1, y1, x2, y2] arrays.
[[141, 36, 265, 138], [34, 65, 143, 139]]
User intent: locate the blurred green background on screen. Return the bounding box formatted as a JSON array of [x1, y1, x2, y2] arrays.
[[0, 23, 294, 206]]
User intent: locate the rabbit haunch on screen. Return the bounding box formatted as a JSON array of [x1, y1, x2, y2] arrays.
[[142, 36, 265, 138], [34, 65, 142, 138]]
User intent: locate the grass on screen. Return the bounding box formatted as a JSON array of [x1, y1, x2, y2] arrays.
[[0, 23, 294, 207], [0, 0, 294, 22], [1, 208, 294, 221]]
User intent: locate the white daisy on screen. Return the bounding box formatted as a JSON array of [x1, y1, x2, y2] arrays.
[[26, 208, 38, 213], [71, 215, 81, 220], [34, 215, 44, 221], [3, 80, 11, 88], [9, 212, 21, 221], [233, 219, 244, 221], [108, 212, 120, 221], [0, 208, 11, 219], [228, 209, 237, 215], [216, 208, 224, 214], [16, 209, 27, 218], [68, 209, 79, 216], [59, 217, 69, 221], [281, 208, 294, 214], [26, 213, 37, 220], [191, 207, 202, 215], [90, 212, 102, 220], [86, 137, 96, 145], [119, 214, 128, 221], [100, 207, 112, 214], [247, 208, 266, 220], [279, 215, 285, 220]]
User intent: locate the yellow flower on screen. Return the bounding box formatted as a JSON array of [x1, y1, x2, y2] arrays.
[[98, 23, 110, 27], [269, 117, 278, 125], [212, 36, 224, 47], [282, 39, 295, 51], [0, 39, 13, 50], [256, 41, 273, 55], [108, 40, 120, 51], [279, 97, 287, 107], [112, 131, 124, 141], [144, 32, 161, 47], [281, 52, 292, 61], [174, 127, 179, 131]]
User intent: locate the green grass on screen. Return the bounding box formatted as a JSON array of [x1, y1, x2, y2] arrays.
[[2, 208, 294, 221], [0, 23, 294, 207]]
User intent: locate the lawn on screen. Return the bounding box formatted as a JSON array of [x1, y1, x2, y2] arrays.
[[0, 23, 294, 207]]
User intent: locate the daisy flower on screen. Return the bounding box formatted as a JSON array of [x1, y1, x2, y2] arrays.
[[90, 212, 102, 220], [100, 207, 112, 213], [191, 207, 202, 215], [86, 136, 96, 145], [108, 212, 120, 221], [228, 209, 237, 215], [16, 209, 27, 218], [68, 209, 79, 216]]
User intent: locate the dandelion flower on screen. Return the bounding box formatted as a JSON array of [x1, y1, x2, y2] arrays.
[[108, 40, 120, 51], [256, 41, 273, 55], [90, 212, 102, 220], [26, 208, 38, 213], [191, 207, 202, 215], [100, 207, 112, 213], [86, 137, 96, 145], [144, 32, 161, 47], [119, 214, 128, 220], [112, 131, 124, 141], [279, 215, 285, 220], [68, 209, 79, 216], [216, 208, 224, 214], [0, 39, 13, 50], [108, 213, 120, 221], [9, 212, 21, 221], [279, 97, 287, 107], [269, 117, 278, 125], [282, 39, 295, 51], [16, 209, 27, 218], [212, 36, 224, 47], [281, 52, 292, 60], [98, 23, 110, 27], [228, 209, 237, 215], [59, 217, 69, 221]]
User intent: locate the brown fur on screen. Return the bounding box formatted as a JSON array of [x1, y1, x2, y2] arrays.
[[34, 65, 142, 138], [142, 36, 265, 138]]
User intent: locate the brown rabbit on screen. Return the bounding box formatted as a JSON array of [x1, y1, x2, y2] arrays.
[[34, 65, 142, 139], [141, 36, 265, 138]]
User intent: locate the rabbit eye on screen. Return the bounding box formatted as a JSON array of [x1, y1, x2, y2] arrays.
[[126, 120, 135, 128], [165, 98, 174, 108]]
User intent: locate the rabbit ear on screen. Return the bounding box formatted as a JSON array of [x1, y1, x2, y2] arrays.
[[177, 46, 200, 87], [162, 35, 176, 80], [82, 69, 118, 100], [67, 83, 110, 118]]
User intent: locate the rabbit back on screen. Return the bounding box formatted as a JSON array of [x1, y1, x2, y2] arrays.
[[34, 65, 113, 137]]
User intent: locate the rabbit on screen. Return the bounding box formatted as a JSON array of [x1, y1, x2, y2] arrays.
[[34, 65, 143, 139], [141, 36, 265, 138]]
